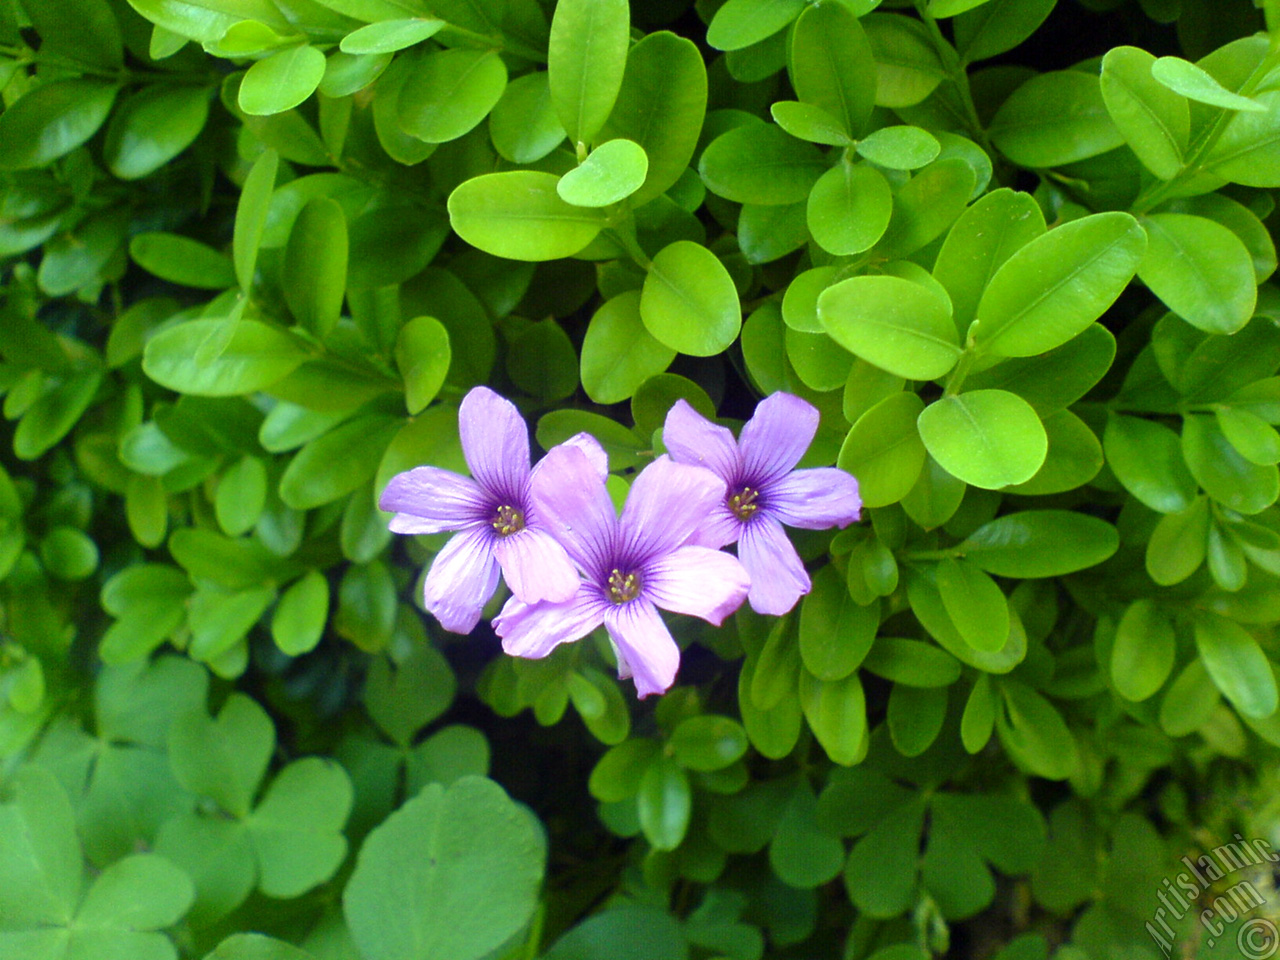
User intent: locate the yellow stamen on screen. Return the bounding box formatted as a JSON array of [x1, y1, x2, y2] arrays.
[[607, 568, 641, 604], [491, 504, 525, 537], [728, 486, 759, 522]]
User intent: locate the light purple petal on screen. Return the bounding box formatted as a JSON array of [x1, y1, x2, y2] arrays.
[[422, 526, 501, 633], [604, 599, 681, 698], [766, 467, 862, 530], [530, 442, 618, 580], [536, 431, 608, 481], [644, 545, 750, 626], [661, 400, 740, 483], [379, 467, 489, 534], [458, 386, 530, 501], [492, 527, 580, 604], [619, 456, 725, 560], [739, 392, 820, 487], [687, 504, 743, 549], [494, 590, 608, 659], [738, 515, 811, 616]]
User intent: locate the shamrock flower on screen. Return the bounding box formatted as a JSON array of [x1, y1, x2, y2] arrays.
[[493, 446, 750, 698], [662, 392, 861, 616], [379, 386, 596, 633]]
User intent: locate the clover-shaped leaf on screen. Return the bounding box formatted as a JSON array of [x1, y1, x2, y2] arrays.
[[170, 693, 274, 819], [0, 768, 192, 960]]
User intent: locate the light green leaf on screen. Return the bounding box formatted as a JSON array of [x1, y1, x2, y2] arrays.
[[1217, 406, 1280, 465], [248, 759, 352, 897], [837, 392, 927, 509], [807, 161, 892, 256], [1195, 613, 1278, 719], [960, 511, 1120, 578], [799, 567, 877, 681], [818, 275, 958, 380], [280, 414, 402, 510], [104, 85, 212, 181], [398, 48, 506, 144], [547, 0, 630, 145], [669, 716, 749, 772], [640, 241, 741, 357], [580, 290, 675, 404], [699, 123, 826, 205], [272, 570, 329, 656], [989, 70, 1123, 168], [240, 45, 326, 116], [707, 0, 805, 51], [1099, 46, 1189, 180], [144, 319, 306, 396], [790, 1, 877, 136], [770, 100, 851, 146], [973, 212, 1146, 357], [1182, 413, 1279, 515], [857, 126, 940, 169], [952, 0, 1055, 62], [936, 557, 1009, 652], [637, 757, 692, 851], [340, 18, 443, 54], [0, 80, 117, 171], [448, 171, 606, 261], [1138, 213, 1256, 335], [130, 233, 236, 289], [863, 13, 944, 108], [558, 139, 648, 207], [800, 668, 867, 766], [1151, 56, 1266, 112], [488, 72, 565, 165], [1103, 413, 1198, 513], [169, 694, 274, 819], [876, 157, 976, 259], [233, 149, 279, 292], [285, 198, 348, 339], [918, 389, 1047, 489], [1111, 600, 1175, 702], [1146, 497, 1210, 586]]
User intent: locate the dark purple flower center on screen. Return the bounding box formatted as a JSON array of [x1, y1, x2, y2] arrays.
[[490, 504, 525, 537], [728, 485, 760, 522], [606, 568, 642, 605]]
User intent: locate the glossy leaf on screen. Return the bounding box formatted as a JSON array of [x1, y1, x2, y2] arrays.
[[918, 390, 1047, 489], [1111, 600, 1176, 702], [960, 511, 1119, 578], [1195, 613, 1279, 719], [1103, 413, 1197, 513], [989, 71, 1123, 168], [699, 123, 826, 205], [448, 172, 606, 261], [558, 139, 648, 207], [1138, 213, 1256, 335], [0, 80, 117, 171], [548, 0, 630, 145], [640, 241, 741, 356], [838, 392, 927, 509], [790, 1, 877, 136], [1099, 46, 1189, 180], [398, 49, 507, 143], [807, 162, 892, 256], [240, 46, 326, 116], [818, 275, 959, 380]]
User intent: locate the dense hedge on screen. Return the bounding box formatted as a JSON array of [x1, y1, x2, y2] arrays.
[[2, 0, 1280, 958]]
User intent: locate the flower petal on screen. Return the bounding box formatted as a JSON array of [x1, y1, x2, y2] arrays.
[[766, 467, 862, 530], [459, 386, 531, 502], [644, 545, 750, 626], [739, 392, 820, 486], [619, 456, 724, 561], [422, 526, 501, 633], [687, 504, 743, 549], [536, 431, 609, 482], [661, 400, 740, 483], [530, 442, 618, 580], [604, 600, 681, 698], [739, 515, 811, 616], [379, 466, 489, 534], [493, 527, 581, 604], [494, 589, 608, 659]]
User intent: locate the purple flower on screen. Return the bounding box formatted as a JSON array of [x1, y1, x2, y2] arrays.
[[493, 446, 750, 698], [379, 387, 600, 634], [662, 392, 861, 616]]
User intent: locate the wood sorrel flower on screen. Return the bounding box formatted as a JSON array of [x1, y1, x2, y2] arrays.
[[662, 392, 861, 615], [378, 386, 593, 633], [493, 445, 750, 698]]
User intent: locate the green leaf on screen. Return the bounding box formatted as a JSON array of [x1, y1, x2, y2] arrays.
[[669, 716, 749, 772], [0, 768, 81, 926], [340, 17, 443, 53], [345, 777, 544, 960], [845, 797, 925, 915], [240, 45, 326, 116], [989, 70, 1123, 168], [863, 13, 944, 108], [589, 739, 660, 802], [961, 675, 996, 753], [997, 679, 1078, 780], [640, 241, 741, 357], [818, 275, 958, 380], [918, 390, 1047, 489], [790, 1, 877, 137], [488, 72, 565, 165], [285, 198, 348, 339], [548, 0, 630, 145], [281, 414, 401, 510], [699, 123, 826, 205], [1151, 55, 1266, 112], [862, 637, 962, 688], [1217, 406, 1280, 465], [876, 158, 976, 259], [0, 80, 117, 171], [901, 454, 965, 530], [233, 149, 278, 292], [24, 0, 122, 70], [170, 694, 274, 818], [13, 369, 103, 461], [104, 84, 212, 180], [398, 49, 506, 143], [144, 319, 306, 396], [935, 557, 1009, 652], [887, 684, 948, 756], [558, 139, 648, 207], [838, 392, 927, 509], [633, 373, 715, 439], [771, 100, 852, 146], [271, 570, 329, 656], [1137, 213, 1256, 335], [1159, 659, 1220, 737], [130, 233, 236, 289], [204, 934, 317, 960], [769, 780, 844, 888], [933, 188, 1046, 336], [1006, 408, 1102, 495], [1204, 89, 1280, 187], [857, 126, 940, 169], [960, 511, 1119, 578], [707, 0, 804, 51], [972, 212, 1146, 357], [1111, 599, 1175, 702], [1195, 613, 1279, 719], [800, 668, 867, 766], [1182, 413, 1280, 515], [248, 758, 351, 897], [598, 32, 707, 206], [76, 853, 193, 930], [215, 456, 267, 538], [807, 161, 892, 256], [952, 0, 1055, 62], [543, 905, 689, 960], [964, 323, 1115, 415], [799, 567, 877, 680], [394, 316, 450, 415], [1099, 46, 1189, 181], [580, 291, 675, 404], [448, 171, 606, 261], [1146, 497, 1209, 586], [637, 757, 692, 850], [1103, 413, 1198, 513]]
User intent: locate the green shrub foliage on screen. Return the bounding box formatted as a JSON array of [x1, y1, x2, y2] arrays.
[[2, 0, 1280, 957]]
